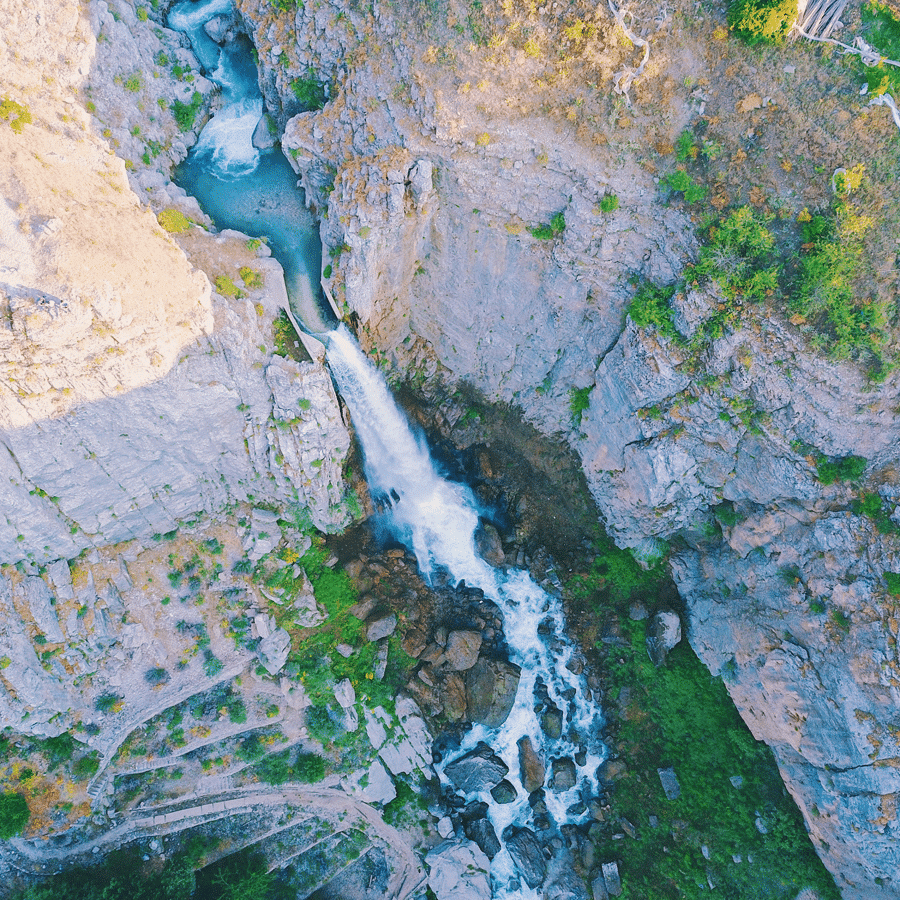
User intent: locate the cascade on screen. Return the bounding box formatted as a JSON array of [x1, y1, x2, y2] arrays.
[[327, 326, 606, 899]]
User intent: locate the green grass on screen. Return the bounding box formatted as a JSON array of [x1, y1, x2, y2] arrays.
[[861, 3, 900, 95], [569, 386, 592, 427], [214, 275, 242, 299]]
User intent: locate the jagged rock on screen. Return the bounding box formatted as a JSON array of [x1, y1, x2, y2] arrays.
[[292, 571, 327, 627], [257, 627, 290, 675], [46, 561, 74, 602], [464, 816, 501, 860], [401, 627, 427, 658], [518, 736, 546, 793], [373, 640, 388, 680], [591, 873, 610, 900], [503, 826, 547, 889], [444, 743, 509, 793], [348, 595, 378, 621], [21, 576, 64, 643], [426, 841, 490, 900], [657, 767, 681, 801], [444, 630, 482, 671], [366, 614, 397, 642], [244, 509, 282, 562], [437, 816, 454, 838], [601, 862, 622, 897], [252, 113, 276, 150], [203, 14, 231, 43], [647, 611, 682, 666], [465, 658, 520, 727]]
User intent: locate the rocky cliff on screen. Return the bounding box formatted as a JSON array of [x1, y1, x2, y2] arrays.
[[237, 0, 900, 895]]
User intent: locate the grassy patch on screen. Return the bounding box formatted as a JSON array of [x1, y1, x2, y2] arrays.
[[529, 211, 566, 240], [727, 0, 798, 45], [290, 70, 327, 110], [171, 91, 202, 132], [0, 98, 31, 134], [157, 208, 192, 234], [861, 3, 900, 95], [626, 280, 679, 341]]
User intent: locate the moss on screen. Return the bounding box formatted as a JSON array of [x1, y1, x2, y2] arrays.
[[157, 208, 191, 234], [0, 98, 31, 134]]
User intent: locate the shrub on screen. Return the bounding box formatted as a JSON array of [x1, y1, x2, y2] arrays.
[[72, 753, 100, 778], [239, 267, 264, 289], [157, 208, 191, 234], [815, 454, 866, 485], [290, 71, 326, 111], [214, 275, 242, 299], [95, 692, 123, 714], [145, 667, 170, 686], [569, 386, 592, 427], [599, 193, 619, 213], [41, 733, 76, 769], [123, 73, 142, 93], [728, 0, 798, 44], [886, 572, 900, 596], [529, 211, 566, 240], [0, 792, 29, 839], [171, 91, 202, 132], [293, 751, 326, 783], [0, 98, 31, 134], [627, 280, 679, 339]]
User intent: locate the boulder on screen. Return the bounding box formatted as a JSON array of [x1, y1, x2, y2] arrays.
[[21, 576, 64, 643], [366, 614, 397, 642], [251, 113, 277, 150], [490, 780, 517, 804], [657, 766, 681, 801], [475, 523, 505, 566], [442, 673, 468, 721], [444, 630, 482, 670], [601, 861, 622, 897], [465, 658, 521, 727], [503, 826, 547, 889], [518, 736, 546, 793], [647, 610, 682, 666], [426, 840, 490, 900], [257, 627, 290, 675], [203, 14, 232, 43], [444, 743, 509, 793], [541, 705, 563, 739], [464, 816, 501, 860], [550, 757, 577, 792]]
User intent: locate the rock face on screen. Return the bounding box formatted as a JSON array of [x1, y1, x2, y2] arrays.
[[426, 840, 491, 900]]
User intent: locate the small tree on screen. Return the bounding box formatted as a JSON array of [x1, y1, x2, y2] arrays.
[[0, 791, 29, 839]]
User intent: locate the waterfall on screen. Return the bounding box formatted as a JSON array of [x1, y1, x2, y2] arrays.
[[327, 327, 606, 899]]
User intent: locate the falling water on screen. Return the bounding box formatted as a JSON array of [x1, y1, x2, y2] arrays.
[[327, 326, 606, 899]]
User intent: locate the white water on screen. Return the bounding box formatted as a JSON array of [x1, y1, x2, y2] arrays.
[[169, 0, 262, 178], [327, 327, 606, 899]]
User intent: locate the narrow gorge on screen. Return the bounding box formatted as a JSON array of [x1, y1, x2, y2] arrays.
[[1, 0, 900, 899]]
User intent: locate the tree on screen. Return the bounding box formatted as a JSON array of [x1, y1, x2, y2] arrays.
[[0, 791, 29, 839]]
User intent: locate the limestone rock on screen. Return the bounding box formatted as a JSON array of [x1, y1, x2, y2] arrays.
[[647, 611, 682, 666], [21, 576, 64, 643], [366, 614, 397, 642], [503, 826, 547, 889], [518, 736, 546, 793], [257, 628, 290, 675], [426, 841, 491, 900]]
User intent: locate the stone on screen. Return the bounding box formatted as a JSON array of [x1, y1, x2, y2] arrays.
[[475, 523, 505, 566], [437, 816, 454, 839], [442, 673, 467, 721], [465, 658, 521, 727], [444, 743, 509, 793], [647, 610, 681, 666], [251, 113, 276, 150], [366, 614, 397, 642], [657, 767, 680, 800], [541, 706, 563, 740], [22, 576, 64, 643], [599, 758, 627, 782], [464, 816, 501, 860], [292, 571, 326, 627], [490, 780, 517, 804], [374, 640, 388, 680], [550, 757, 577, 792], [601, 861, 622, 897], [257, 627, 290, 675], [518, 736, 546, 793], [46, 560, 74, 602], [444, 630, 482, 670], [592, 873, 610, 900], [346, 758, 395, 805], [401, 627, 427, 658], [203, 14, 231, 43], [334, 678, 356, 709], [426, 841, 490, 900], [503, 826, 547, 889]]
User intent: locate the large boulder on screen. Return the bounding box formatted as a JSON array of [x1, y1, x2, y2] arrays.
[[646, 610, 682, 666], [465, 658, 521, 727], [426, 840, 491, 900], [257, 627, 290, 675], [444, 743, 509, 793], [444, 630, 482, 670]]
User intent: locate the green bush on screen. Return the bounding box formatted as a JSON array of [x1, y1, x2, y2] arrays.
[[95, 692, 123, 714], [885, 572, 900, 596], [239, 266, 264, 289], [862, 3, 900, 95], [569, 386, 592, 427], [123, 73, 142, 93], [157, 208, 191, 233], [626, 280, 679, 340], [0, 98, 31, 134], [72, 753, 100, 779], [290, 71, 326, 110], [0, 792, 29, 839], [171, 91, 202, 132], [599, 193, 619, 213], [728, 0, 798, 44], [529, 211, 566, 240], [666, 169, 708, 203], [214, 275, 242, 299], [815, 453, 866, 485], [41, 733, 76, 769]]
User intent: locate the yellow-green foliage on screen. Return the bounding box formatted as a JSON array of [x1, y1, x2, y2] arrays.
[[214, 275, 242, 299], [0, 98, 31, 134], [239, 266, 264, 289], [157, 208, 192, 234], [728, 0, 798, 44]]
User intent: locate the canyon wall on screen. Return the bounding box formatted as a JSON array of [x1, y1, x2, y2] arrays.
[[242, 0, 900, 895]]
